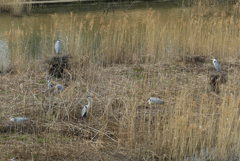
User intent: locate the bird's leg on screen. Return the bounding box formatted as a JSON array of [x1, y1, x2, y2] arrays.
[[147, 104, 152, 135]]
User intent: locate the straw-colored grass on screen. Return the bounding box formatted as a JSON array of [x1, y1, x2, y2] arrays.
[[0, 0, 32, 16], [1, 3, 240, 161]]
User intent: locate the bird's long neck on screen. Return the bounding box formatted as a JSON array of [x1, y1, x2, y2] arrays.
[[87, 98, 92, 107], [48, 81, 53, 89]]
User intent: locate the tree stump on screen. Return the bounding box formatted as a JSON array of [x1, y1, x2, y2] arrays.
[[46, 56, 71, 78], [209, 72, 227, 93]]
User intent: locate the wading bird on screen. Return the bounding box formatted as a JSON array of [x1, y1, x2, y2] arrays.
[[54, 40, 61, 55], [55, 84, 64, 93], [47, 80, 54, 89], [9, 117, 29, 123], [47, 80, 64, 93], [81, 96, 93, 118], [147, 97, 164, 105], [212, 58, 222, 72]]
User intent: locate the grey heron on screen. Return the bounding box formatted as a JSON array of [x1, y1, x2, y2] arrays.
[[54, 40, 61, 55], [47, 80, 64, 93], [147, 97, 164, 105], [212, 58, 222, 72], [54, 84, 64, 93], [81, 96, 93, 118], [9, 117, 29, 123], [47, 80, 54, 89]]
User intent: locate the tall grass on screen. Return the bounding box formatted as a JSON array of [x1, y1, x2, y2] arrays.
[[1, 3, 240, 160], [0, 0, 32, 16]]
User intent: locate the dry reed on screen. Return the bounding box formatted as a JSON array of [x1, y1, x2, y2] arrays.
[[0, 0, 32, 16], [1, 3, 240, 160]]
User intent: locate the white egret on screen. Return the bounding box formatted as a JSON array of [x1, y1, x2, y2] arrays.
[[147, 97, 164, 105], [9, 117, 29, 123], [212, 58, 222, 72], [54, 40, 61, 55], [81, 96, 93, 118]]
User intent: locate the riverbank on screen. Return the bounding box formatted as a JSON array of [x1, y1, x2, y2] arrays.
[[1, 53, 240, 160], [0, 0, 178, 16], [1, 4, 240, 161]]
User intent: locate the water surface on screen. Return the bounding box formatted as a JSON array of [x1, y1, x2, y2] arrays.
[[0, 1, 179, 60]]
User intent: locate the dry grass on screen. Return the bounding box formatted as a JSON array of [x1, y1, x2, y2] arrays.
[[0, 0, 32, 16], [1, 3, 240, 161]]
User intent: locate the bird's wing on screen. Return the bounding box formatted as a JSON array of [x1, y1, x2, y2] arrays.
[[149, 97, 164, 104], [81, 105, 87, 117], [15, 117, 28, 122], [218, 63, 222, 70], [54, 43, 57, 52], [149, 97, 158, 102], [48, 83, 53, 89], [54, 42, 59, 53], [214, 61, 221, 71], [55, 84, 64, 91]]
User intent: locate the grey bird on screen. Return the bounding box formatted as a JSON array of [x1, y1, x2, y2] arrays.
[[147, 97, 164, 105], [212, 58, 222, 72], [54, 40, 61, 55], [81, 96, 93, 118], [54, 84, 64, 93], [9, 158, 17, 161], [47, 80, 54, 89], [47, 80, 64, 93], [9, 117, 29, 123]]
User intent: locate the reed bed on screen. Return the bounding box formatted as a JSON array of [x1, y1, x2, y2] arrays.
[[1, 4, 240, 160], [0, 0, 32, 16]]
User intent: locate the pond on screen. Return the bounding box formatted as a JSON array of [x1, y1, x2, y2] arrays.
[[0, 1, 179, 65], [0, 1, 237, 69]]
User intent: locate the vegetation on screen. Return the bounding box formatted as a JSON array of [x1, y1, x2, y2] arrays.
[[1, 2, 240, 161], [0, 0, 32, 16]]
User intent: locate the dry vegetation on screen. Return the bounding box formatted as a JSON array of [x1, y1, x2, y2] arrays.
[[0, 0, 32, 16], [1, 3, 240, 161]]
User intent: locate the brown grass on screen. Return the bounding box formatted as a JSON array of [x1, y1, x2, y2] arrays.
[[1, 3, 240, 161], [0, 0, 32, 16]]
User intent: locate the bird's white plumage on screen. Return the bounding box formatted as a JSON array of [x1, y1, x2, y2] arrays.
[[212, 58, 221, 72], [54, 40, 61, 55], [10, 117, 29, 123], [148, 97, 164, 105], [81, 105, 88, 117], [47, 80, 54, 89], [47, 80, 64, 93], [81, 96, 93, 118]]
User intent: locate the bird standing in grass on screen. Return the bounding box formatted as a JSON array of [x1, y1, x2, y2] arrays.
[[47, 80, 64, 93], [81, 96, 93, 118], [147, 97, 164, 105], [54, 40, 61, 55], [55, 84, 64, 93], [47, 80, 54, 89], [212, 58, 222, 72], [9, 117, 29, 123], [9, 158, 17, 161]]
